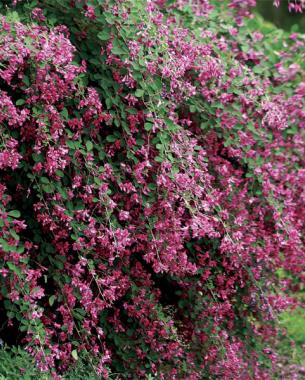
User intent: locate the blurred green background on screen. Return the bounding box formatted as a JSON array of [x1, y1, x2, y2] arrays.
[[256, 0, 305, 32]]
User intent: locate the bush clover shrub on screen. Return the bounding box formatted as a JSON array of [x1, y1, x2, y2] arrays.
[[0, 0, 304, 378]]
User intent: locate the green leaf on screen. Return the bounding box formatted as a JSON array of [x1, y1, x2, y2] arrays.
[[49, 295, 56, 306], [72, 350, 78, 360], [16, 99, 25, 106], [42, 184, 54, 194], [154, 156, 163, 163], [23, 75, 30, 87], [135, 89, 144, 98], [7, 262, 22, 276], [55, 170, 64, 178], [111, 46, 127, 56], [66, 140, 75, 149], [0, 239, 12, 253], [8, 210, 21, 218], [9, 229, 19, 241], [98, 29, 110, 41], [106, 135, 117, 142], [40, 177, 49, 184], [86, 140, 93, 151], [144, 122, 153, 131], [61, 108, 69, 119], [32, 153, 43, 162]]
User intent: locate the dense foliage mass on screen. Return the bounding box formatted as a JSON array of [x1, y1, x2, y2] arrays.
[[0, 0, 304, 378]]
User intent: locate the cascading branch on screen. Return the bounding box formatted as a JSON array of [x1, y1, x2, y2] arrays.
[[0, 0, 304, 379]]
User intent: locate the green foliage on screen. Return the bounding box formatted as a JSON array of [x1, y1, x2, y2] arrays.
[[256, 0, 305, 32], [279, 307, 305, 362], [0, 346, 106, 379], [0, 346, 42, 379]]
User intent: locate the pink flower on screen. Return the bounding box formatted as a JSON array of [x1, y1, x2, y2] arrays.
[[31, 8, 46, 21], [84, 6, 96, 20]]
